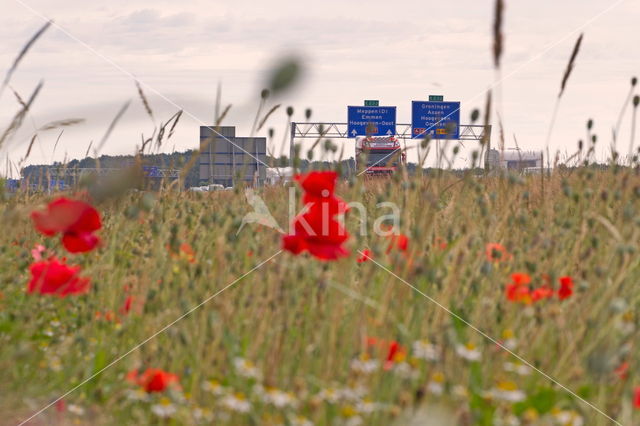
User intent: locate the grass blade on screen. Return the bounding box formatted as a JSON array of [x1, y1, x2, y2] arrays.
[[95, 101, 131, 155], [492, 0, 504, 69], [135, 80, 154, 122], [257, 104, 281, 132], [0, 21, 51, 99], [559, 33, 584, 98], [0, 80, 43, 150]]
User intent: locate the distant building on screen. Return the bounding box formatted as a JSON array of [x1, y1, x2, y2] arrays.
[[199, 126, 267, 187], [486, 148, 543, 171], [266, 167, 293, 185]]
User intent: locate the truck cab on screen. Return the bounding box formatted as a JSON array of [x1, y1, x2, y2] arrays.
[[355, 136, 406, 175]]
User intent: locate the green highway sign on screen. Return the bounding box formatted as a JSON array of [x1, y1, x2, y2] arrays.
[[429, 95, 444, 102], [364, 100, 379, 106]]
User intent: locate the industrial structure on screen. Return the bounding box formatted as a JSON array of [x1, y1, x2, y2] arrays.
[[266, 167, 293, 185], [199, 126, 267, 187], [486, 148, 544, 172], [20, 166, 181, 192]]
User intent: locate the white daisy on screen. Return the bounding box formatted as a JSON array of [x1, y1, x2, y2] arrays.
[[456, 343, 482, 361], [350, 357, 380, 374], [503, 361, 531, 376], [339, 385, 367, 402], [412, 340, 440, 361], [126, 388, 149, 402], [345, 416, 363, 426], [67, 404, 85, 416], [427, 372, 445, 395], [316, 388, 341, 404], [201, 379, 227, 395], [486, 382, 526, 403], [192, 407, 214, 422], [289, 415, 314, 426], [233, 357, 262, 380], [452, 385, 468, 399], [264, 388, 298, 408], [221, 393, 251, 413], [356, 399, 380, 414], [427, 381, 444, 395], [553, 410, 584, 426], [501, 329, 518, 350], [151, 399, 176, 418], [392, 362, 419, 379]]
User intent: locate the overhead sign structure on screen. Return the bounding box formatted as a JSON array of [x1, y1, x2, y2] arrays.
[[143, 166, 161, 178], [411, 100, 460, 139], [347, 105, 397, 137]]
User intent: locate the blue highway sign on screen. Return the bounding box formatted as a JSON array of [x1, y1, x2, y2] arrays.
[[347, 106, 396, 137], [411, 101, 460, 139]]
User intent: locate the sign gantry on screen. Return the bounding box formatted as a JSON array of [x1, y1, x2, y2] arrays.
[[288, 98, 491, 166], [291, 122, 490, 141]]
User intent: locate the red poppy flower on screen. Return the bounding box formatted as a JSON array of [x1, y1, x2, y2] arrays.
[[505, 283, 531, 304], [365, 337, 405, 369], [286, 208, 349, 259], [435, 236, 448, 250], [531, 285, 554, 302], [31, 197, 102, 253], [127, 368, 179, 393], [511, 273, 531, 286], [634, 387, 640, 409], [385, 340, 404, 362], [283, 171, 350, 261], [384, 340, 406, 370], [615, 362, 630, 380], [179, 243, 196, 263], [386, 233, 409, 254], [505, 273, 533, 303], [294, 171, 337, 199], [365, 336, 379, 347], [357, 249, 373, 263], [27, 257, 90, 297], [558, 276, 574, 300], [120, 296, 135, 315], [485, 243, 512, 263], [95, 310, 117, 322]]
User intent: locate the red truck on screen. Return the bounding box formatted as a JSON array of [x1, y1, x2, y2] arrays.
[[355, 136, 406, 175]]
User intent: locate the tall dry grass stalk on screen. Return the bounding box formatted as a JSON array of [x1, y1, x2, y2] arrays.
[[544, 33, 584, 170], [492, 0, 504, 69], [481, 91, 492, 172], [630, 95, 639, 157], [0, 81, 43, 151], [558, 34, 584, 99], [136, 80, 155, 124], [0, 21, 51, 100], [492, 0, 505, 163], [95, 101, 131, 156], [613, 77, 636, 154]]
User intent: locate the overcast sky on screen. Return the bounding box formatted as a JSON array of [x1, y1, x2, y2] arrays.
[[0, 0, 638, 175]]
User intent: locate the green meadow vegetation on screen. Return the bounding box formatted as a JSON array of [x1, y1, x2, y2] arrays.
[[1, 168, 640, 425]]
